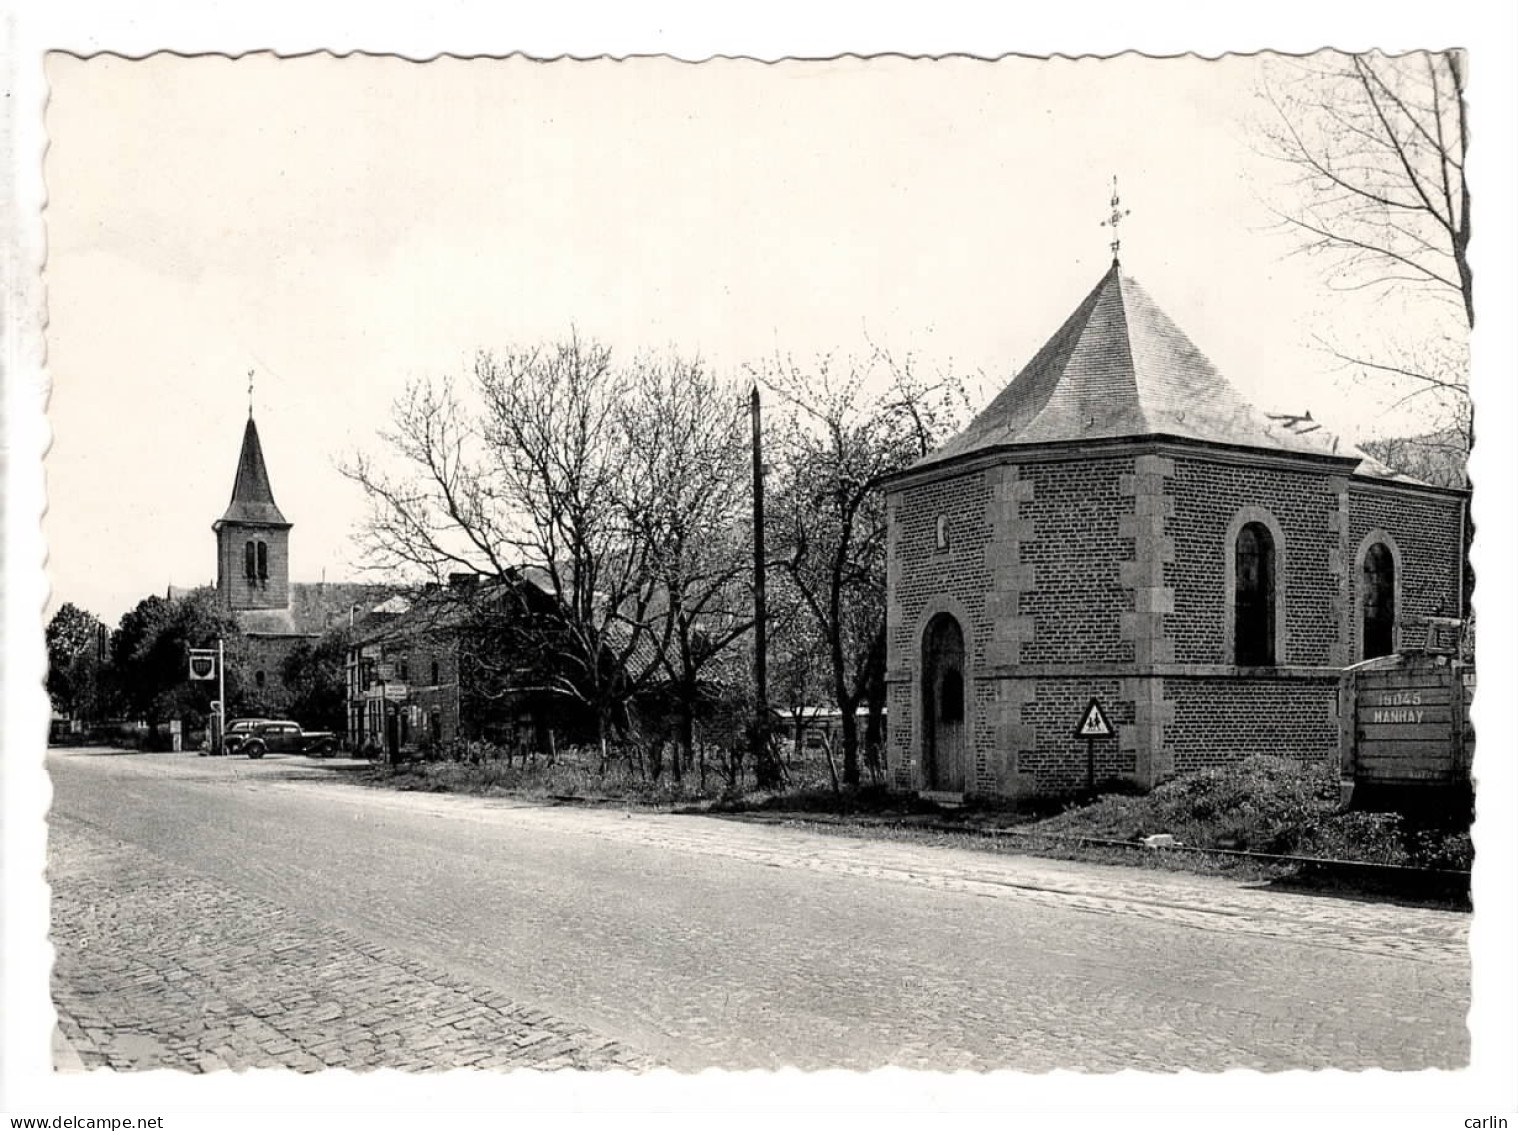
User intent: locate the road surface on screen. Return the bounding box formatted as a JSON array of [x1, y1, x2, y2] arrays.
[[47, 747, 1469, 1072]]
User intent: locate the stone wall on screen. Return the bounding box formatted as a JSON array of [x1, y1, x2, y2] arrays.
[[235, 633, 304, 718], [217, 526, 291, 612]]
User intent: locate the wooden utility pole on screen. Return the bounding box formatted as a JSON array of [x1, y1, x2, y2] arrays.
[[215, 637, 226, 756], [750, 385, 777, 787]]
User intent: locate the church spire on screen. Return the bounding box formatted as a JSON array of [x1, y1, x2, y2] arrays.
[[215, 415, 290, 528]]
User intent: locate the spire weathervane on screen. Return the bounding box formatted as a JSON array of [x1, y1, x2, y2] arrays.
[[1101, 176, 1130, 263], [248, 369, 255, 418]]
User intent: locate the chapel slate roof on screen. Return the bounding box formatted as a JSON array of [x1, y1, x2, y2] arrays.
[[916, 261, 1405, 479], [215, 417, 290, 527]]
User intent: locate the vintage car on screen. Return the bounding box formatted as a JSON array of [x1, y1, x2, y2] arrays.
[[240, 720, 340, 759], [213, 717, 273, 756]]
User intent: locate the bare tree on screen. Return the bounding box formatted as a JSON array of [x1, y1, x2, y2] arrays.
[[757, 346, 969, 787], [345, 338, 648, 764], [1260, 50, 1472, 462], [616, 356, 752, 780], [475, 338, 672, 766], [1361, 420, 1471, 490], [344, 336, 754, 772]]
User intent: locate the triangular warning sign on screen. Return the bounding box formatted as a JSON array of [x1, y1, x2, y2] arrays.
[[1075, 697, 1114, 739]]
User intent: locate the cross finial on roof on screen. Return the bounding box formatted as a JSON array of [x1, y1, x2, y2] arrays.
[[1101, 176, 1130, 263], [248, 369, 255, 418]]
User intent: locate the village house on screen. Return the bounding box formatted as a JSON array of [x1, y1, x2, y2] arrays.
[[883, 259, 1469, 800], [344, 572, 600, 759], [345, 591, 461, 756]]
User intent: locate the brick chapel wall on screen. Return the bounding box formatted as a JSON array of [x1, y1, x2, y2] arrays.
[[887, 454, 1144, 795], [886, 455, 1139, 664], [885, 467, 993, 789], [1017, 458, 1137, 665], [1016, 676, 1138, 792], [886, 468, 994, 666], [1164, 458, 1344, 667], [1163, 676, 1339, 776], [887, 683, 913, 791], [1346, 484, 1464, 656], [885, 450, 1459, 798]]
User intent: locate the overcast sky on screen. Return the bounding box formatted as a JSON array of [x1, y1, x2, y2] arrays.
[[44, 51, 1463, 624]]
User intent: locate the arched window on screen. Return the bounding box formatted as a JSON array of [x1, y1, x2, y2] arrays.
[[256, 541, 269, 581], [935, 514, 950, 551], [244, 541, 257, 580], [254, 669, 266, 689], [1362, 542, 1396, 659], [1234, 522, 1276, 666], [430, 659, 441, 687]]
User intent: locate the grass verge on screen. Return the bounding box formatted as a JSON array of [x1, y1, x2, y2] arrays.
[[347, 753, 1471, 907]]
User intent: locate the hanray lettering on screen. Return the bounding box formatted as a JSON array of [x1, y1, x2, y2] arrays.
[[1368, 709, 1426, 724]]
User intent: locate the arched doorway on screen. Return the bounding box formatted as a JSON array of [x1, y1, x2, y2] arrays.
[[922, 613, 967, 792]]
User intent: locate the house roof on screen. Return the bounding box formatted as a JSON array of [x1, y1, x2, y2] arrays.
[[915, 261, 1410, 480], [348, 570, 664, 680], [349, 575, 546, 647], [215, 416, 290, 528]]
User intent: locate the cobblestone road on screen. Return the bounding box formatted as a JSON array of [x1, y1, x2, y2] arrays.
[[48, 749, 1470, 1073], [51, 818, 650, 1072]]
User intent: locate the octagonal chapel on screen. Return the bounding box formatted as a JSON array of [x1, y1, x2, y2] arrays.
[[883, 260, 1468, 799]]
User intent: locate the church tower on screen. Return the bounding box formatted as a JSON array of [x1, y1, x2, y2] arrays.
[[212, 415, 292, 612]]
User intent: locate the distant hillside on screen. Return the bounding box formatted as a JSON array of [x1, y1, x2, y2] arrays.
[[1360, 427, 1470, 489]]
